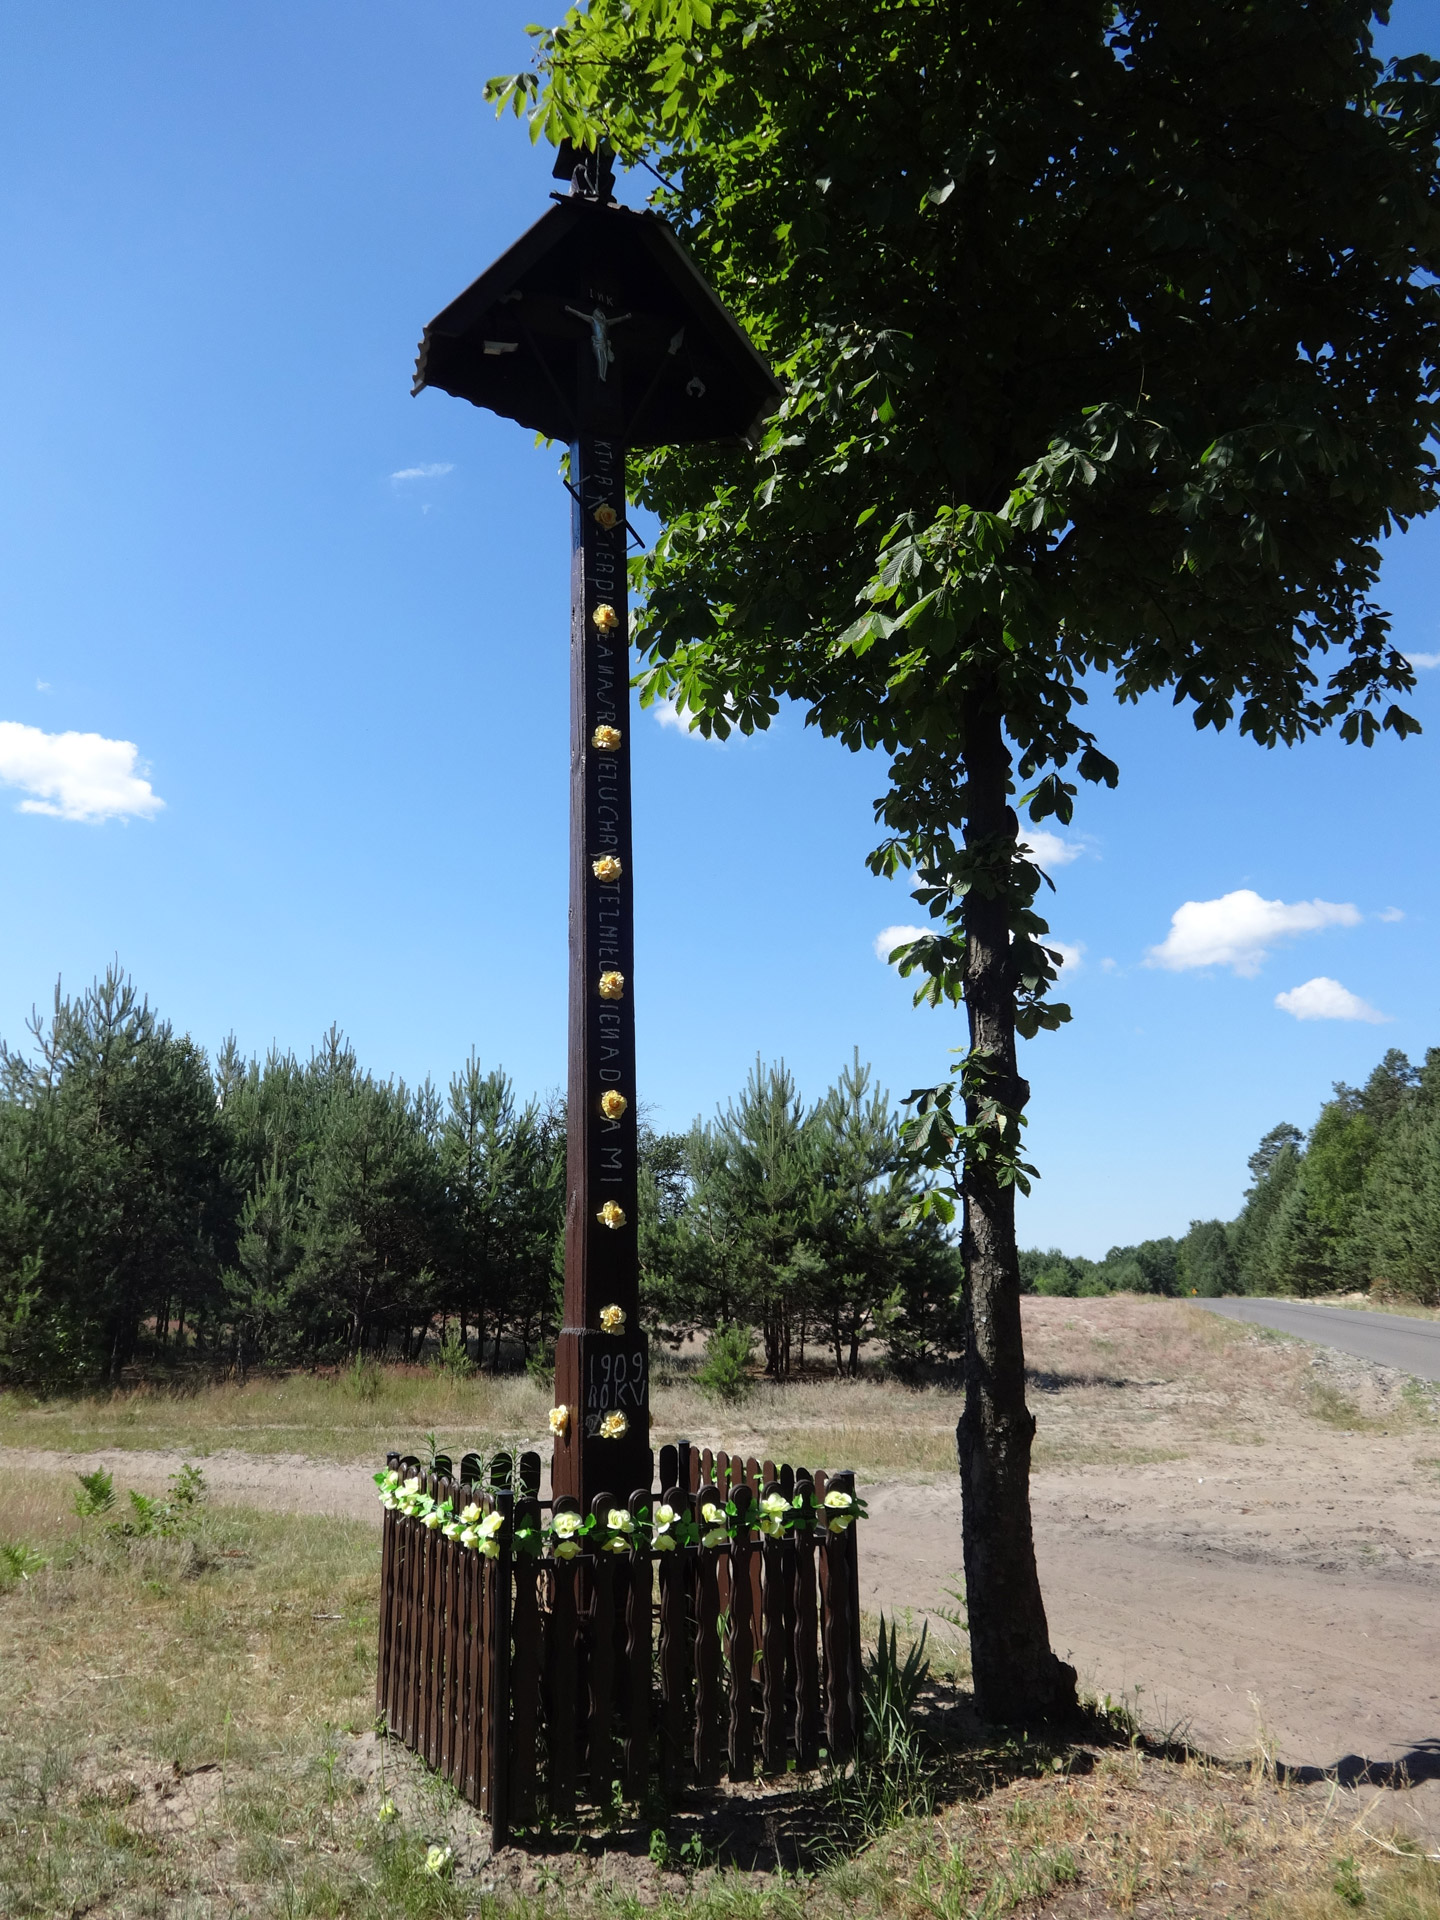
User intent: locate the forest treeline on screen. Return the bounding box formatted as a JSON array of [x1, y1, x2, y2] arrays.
[[0, 969, 961, 1386], [1022, 1044, 1440, 1306]]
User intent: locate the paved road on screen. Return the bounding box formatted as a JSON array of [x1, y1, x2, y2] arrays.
[[1196, 1296, 1440, 1382]]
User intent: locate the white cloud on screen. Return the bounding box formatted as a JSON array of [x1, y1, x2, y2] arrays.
[[1378, 906, 1405, 923], [1145, 888, 1359, 976], [0, 721, 164, 823], [653, 695, 720, 740], [1100, 957, 1118, 973], [875, 924, 929, 963], [1275, 977, 1388, 1024], [1404, 651, 1440, 669], [1019, 828, 1084, 867], [1047, 940, 1085, 972], [390, 462, 454, 481], [35, 680, 51, 693]]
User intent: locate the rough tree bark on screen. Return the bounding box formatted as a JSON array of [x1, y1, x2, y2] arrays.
[[957, 691, 1078, 1724]]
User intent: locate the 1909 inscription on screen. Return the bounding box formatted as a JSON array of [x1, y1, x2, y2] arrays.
[[583, 1336, 648, 1436]]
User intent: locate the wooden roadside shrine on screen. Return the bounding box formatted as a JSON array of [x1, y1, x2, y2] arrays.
[[380, 144, 862, 1844]]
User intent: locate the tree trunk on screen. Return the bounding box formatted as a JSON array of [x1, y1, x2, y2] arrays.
[[957, 693, 1077, 1725]]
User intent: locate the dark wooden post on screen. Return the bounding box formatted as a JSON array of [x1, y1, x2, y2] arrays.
[[551, 412, 652, 1511], [488, 1487, 514, 1847]]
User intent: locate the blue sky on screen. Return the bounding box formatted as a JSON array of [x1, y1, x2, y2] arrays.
[[1, 2, 1437, 1258]]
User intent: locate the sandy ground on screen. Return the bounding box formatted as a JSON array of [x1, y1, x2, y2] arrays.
[[10, 1299, 1439, 1840]]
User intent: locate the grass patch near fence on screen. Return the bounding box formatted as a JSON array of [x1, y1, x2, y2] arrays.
[[2, 1467, 1433, 1920]]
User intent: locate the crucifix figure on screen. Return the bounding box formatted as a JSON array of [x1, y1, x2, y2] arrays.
[[565, 303, 633, 382]]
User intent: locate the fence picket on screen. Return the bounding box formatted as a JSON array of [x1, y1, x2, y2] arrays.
[[547, 1544, 580, 1819], [792, 1473, 821, 1769], [624, 1488, 652, 1798], [692, 1484, 724, 1785], [477, 1507, 493, 1814], [760, 1480, 787, 1773], [419, 1479, 439, 1764], [588, 1493, 617, 1809], [657, 1483, 688, 1782], [833, 1470, 863, 1762], [488, 1488, 514, 1846], [377, 1505, 396, 1721], [727, 1486, 755, 1780], [462, 1528, 484, 1803], [511, 1497, 543, 1825]]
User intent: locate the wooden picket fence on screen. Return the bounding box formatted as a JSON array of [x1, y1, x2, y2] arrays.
[[376, 1439, 863, 1845]]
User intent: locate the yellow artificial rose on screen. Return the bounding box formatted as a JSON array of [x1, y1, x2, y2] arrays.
[[597, 1201, 626, 1230], [600, 1090, 627, 1120], [593, 503, 620, 530], [599, 1303, 626, 1334], [592, 854, 623, 882], [548, 1405, 570, 1437], [598, 1410, 629, 1439], [591, 603, 620, 632], [591, 725, 622, 751], [598, 970, 625, 999]]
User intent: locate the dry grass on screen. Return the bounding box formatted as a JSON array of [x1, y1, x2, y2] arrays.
[[0, 1364, 974, 1478], [0, 1298, 1412, 1491], [0, 1364, 558, 1464], [1319, 1295, 1440, 1324]]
